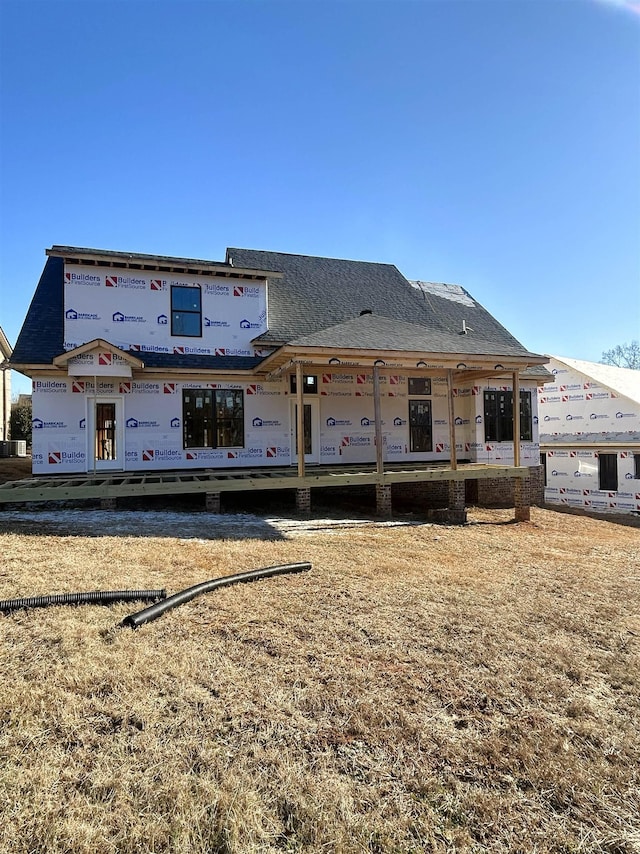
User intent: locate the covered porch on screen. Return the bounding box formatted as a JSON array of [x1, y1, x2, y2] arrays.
[[248, 331, 546, 521]]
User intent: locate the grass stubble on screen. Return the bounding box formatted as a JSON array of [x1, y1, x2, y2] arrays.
[[0, 506, 638, 853]]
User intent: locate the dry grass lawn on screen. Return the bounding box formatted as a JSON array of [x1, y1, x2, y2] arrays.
[[0, 494, 639, 852]]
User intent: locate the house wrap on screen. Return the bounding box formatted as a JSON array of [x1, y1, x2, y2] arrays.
[[11, 246, 549, 489]]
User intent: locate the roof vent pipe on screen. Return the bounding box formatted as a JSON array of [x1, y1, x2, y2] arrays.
[[360, 309, 372, 316], [461, 319, 473, 334]]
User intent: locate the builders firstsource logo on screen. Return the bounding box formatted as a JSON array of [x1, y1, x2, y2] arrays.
[[65, 271, 101, 287], [47, 450, 86, 465], [233, 285, 260, 298], [142, 448, 182, 462], [33, 380, 67, 394], [106, 275, 146, 290]]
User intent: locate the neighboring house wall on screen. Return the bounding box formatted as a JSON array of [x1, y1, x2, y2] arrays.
[[0, 370, 10, 440], [539, 357, 640, 514], [0, 328, 12, 441]]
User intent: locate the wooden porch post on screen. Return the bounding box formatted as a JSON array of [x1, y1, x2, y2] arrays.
[[296, 362, 305, 478], [512, 370, 521, 468], [373, 365, 391, 517], [447, 369, 458, 471], [373, 365, 384, 477]]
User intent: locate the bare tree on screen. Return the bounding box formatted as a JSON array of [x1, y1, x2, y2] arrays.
[[601, 340, 640, 370]]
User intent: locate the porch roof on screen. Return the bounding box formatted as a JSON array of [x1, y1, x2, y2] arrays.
[[287, 312, 544, 360]]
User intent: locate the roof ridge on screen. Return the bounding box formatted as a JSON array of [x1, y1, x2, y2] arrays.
[[227, 247, 400, 268]]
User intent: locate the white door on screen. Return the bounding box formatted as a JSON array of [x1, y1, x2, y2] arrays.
[[89, 397, 124, 471], [290, 400, 319, 464]]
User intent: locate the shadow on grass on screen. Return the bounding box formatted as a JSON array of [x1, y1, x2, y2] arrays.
[[0, 506, 430, 541], [0, 507, 288, 541]]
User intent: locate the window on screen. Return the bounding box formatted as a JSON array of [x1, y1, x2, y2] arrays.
[[290, 374, 318, 394], [484, 391, 533, 443], [183, 389, 244, 448], [409, 399, 432, 452], [171, 285, 201, 337], [635, 454, 640, 480], [408, 377, 431, 396], [598, 453, 618, 491]]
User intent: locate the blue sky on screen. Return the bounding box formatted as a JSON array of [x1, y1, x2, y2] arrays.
[[1, 0, 638, 396]]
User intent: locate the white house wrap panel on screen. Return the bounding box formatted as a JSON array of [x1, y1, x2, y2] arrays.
[[63, 265, 267, 357]]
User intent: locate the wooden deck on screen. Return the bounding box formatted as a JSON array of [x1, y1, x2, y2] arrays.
[[0, 462, 530, 506]]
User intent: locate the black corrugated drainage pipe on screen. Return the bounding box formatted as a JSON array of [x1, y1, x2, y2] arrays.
[[121, 562, 312, 629], [0, 589, 166, 614]]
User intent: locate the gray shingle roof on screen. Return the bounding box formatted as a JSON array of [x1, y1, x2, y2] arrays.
[[12, 257, 65, 365], [12, 246, 542, 370], [228, 248, 538, 358], [289, 312, 527, 357]]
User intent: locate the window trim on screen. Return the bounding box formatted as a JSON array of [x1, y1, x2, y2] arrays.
[[290, 374, 318, 395], [171, 284, 202, 338], [182, 388, 244, 449], [483, 390, 533, 443], [408, 398, 433, 453], [408, 377, 431, 396], [598, 453, 618, 492]]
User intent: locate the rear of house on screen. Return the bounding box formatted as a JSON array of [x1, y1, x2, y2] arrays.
[[9, 245, 550, 514]]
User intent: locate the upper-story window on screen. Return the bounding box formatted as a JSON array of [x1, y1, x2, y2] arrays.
[[171, 285, 201, 337]]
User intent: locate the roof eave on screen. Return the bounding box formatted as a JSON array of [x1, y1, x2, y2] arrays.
[[46, 246, 283, 280], [0, 327, 12, 361], [53, 339, 145, 369], [256, 344, 549, 376]]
